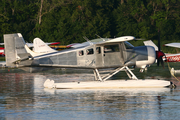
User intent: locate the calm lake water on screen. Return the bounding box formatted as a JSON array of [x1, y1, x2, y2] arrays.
[[1, 63, 180, 120]]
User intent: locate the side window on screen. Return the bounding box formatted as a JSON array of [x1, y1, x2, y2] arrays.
[[79, 50, 84, 56], [104, 44, 119, 53], [86, 48, 94, 55], [96, 47, 101, 54]]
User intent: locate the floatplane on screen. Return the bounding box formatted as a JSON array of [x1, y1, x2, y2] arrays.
[[3, 33, 173, 89]]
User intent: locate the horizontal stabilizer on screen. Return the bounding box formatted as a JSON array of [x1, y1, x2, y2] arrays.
[[33, 38, 57, 53]]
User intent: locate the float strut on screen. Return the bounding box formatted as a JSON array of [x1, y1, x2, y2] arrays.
[[93, 69, 98, 81], [94, 69, 103, 82], [125, 66, 138, 80], [102, 66, 126, 81], [93, 66, 138, 82]]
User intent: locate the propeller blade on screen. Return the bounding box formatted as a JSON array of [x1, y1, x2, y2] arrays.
[[157, 58, 160, 66], [135, 38, 146, 40], [158, 29, 161, 51], [160, 56, 164, 68], [164, 55, 167, 62], [156, 29, 165, 68], [156, 51, 165, 68]]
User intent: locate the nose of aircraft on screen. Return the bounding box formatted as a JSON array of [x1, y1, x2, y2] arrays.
[[124, 46, 156, 68], [135, 46, 156, 68]]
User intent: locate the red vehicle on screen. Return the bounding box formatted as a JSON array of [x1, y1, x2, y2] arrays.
[[0, 47, 5, 56]]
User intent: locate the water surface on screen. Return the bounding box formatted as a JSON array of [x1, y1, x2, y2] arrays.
[[0, 63, 180, 120]]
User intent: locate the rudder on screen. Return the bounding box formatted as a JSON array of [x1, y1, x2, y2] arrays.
[[4, 33, 31, 67]]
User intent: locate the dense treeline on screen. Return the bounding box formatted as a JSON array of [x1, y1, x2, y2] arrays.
[[1, 0, 180, 53]]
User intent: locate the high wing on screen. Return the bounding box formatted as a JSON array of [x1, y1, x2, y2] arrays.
[[105, 36, 135, 42], [69, 36, 135, 48], [68, 38, 109, 48], [164, 43, 180, 48]]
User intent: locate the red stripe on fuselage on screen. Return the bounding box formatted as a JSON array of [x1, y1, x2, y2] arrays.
[[164, 55, 180, 62]]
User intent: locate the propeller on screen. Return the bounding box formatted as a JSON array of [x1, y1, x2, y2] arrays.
[[156, 51, 165, 68], [156, 29, 166, 68]]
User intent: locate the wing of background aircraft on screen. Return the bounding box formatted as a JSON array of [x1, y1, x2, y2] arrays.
[[26, 41, 60, 48], [164, 43, 180, 48], [163, 42, 180, 62], [1, 41, 60, 48]]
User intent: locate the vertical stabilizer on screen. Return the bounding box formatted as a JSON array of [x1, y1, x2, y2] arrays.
[[4, 33, 31, 67], [143, 40, 158, 51], [4, 33, 19, 66]]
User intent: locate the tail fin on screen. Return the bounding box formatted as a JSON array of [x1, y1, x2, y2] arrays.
[[4, 33, 31, 67], [33, 38, 57, 53], [143, 40, 158, 51]]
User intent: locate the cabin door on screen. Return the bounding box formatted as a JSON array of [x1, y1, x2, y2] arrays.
[[103, 44, 123, 67], [95, 46, 103, 67]]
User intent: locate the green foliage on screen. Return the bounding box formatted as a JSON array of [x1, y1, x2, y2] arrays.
[[0, 57, 5, 61], [0, 0, 180, 49]]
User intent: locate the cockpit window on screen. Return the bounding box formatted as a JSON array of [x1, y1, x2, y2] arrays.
[[86, 48, 94, 55], [104, 44, 119, 53], [124, 41, 134, 49]]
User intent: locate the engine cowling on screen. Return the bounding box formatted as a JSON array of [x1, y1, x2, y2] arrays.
[[125, 46, 156, 68]]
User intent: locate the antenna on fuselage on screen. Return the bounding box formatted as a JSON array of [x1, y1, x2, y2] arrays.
[[95, 34, 105, 41], [83, 36, 93, 45]]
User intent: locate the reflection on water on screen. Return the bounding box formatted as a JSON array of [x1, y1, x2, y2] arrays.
[[1, 64, 180, 119]]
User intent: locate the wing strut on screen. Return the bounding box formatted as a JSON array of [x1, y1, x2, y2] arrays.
[[93, 66, 138, 82]]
